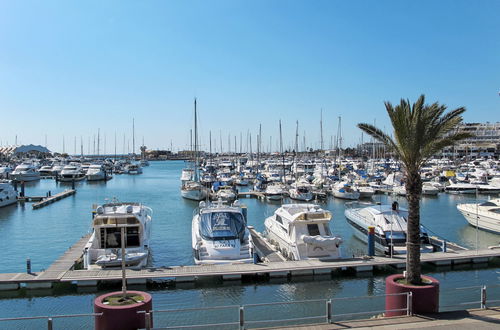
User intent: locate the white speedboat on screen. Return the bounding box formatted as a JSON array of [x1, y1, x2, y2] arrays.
[[457, 198, 500, 234], [213, 185, 237, 202], [181, 181, 208, 201], [265, 204, 343, 261], [265, 182, 287, 201], [289, 184, 313, 201], [86, 164, 110, 181], [83, 202, 152, 269], [332, 182, 360, 200], [192, 200, 253, 264], [344, 202, 432, 255], [353, 181, 375, 199], [0, 180, 17, 207], [58, 164, 86, 182], [10, 163, 40, 182], [422, 182, 440, 196], [126, 163, 143, 175], [445, 180, 476, 194]]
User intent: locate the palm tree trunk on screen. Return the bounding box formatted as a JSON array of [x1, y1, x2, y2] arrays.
[[405, 169, 422, 284]]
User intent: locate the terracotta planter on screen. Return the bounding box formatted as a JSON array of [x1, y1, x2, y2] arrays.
[[94, 291, 153, 330], [385, 274, 439, 316]]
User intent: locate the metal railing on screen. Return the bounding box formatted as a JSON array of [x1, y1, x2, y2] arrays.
[[139, 292, 411, 329], [2, 284, 500, 329], [0, 313, 102, 330]]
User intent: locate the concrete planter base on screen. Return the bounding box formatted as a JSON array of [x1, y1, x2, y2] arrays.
[[385, 274, 439, 316], [94, 290, 153, 330]]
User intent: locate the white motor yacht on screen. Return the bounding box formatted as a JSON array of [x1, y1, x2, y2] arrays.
[[457, 198, 500, 234], [213, 185, 237, 202], [332, 182, 360, 200], [83, 202, 152, 269], [0, 180, 17, 207], [353, 181, 375, 199], [265, 204, 343, 261], [445, 180, 476, 194], [10, 163, 40, 182], [344, 202, 432, 255], [0, 165, 13, 179], [58, 164, 86, 182], [192, 200, 253, 264], [422, 182, 440, 196], [289, 184, 313, 201], [87, 164, 109, 181], [38, 165, 53, 176], [181, 181, 208, 201], [265, 182, 287, 201], [126, 163, 143, 175]]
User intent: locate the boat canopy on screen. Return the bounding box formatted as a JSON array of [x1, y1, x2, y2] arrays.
[[200, 211, 245, 241], [93, 215, 140, 226]]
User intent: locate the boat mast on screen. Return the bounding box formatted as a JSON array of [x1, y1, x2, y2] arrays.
[[194, 98, 199, 182], [279, 120, 285, 183], [132, 118, 135, 159]]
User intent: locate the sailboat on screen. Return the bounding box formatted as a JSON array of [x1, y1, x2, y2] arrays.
[[181, 98, 208, 201]]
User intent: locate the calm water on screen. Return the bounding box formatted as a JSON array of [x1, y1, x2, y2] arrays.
[[0, 161, 499, 329]]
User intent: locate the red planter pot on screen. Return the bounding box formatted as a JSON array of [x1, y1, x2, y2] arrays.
[[94, 291, 153, 330], [385, 274, 439, 317]]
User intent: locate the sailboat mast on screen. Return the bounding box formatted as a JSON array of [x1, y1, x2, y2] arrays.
[[320, 109, 324, 152], [132, 118, 135, 158], [194, 98, 199, 181]]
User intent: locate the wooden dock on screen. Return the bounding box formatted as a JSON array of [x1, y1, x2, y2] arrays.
[[0, 234, 90, 290], [249, 227, 286, 262], [1, 230, 500, 290], [32, 189, 76, 209], [238, 191, 266, 199]]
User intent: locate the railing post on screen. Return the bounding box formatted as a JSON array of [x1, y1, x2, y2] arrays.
[[239, 306, 245, 330], [406, 292, 413, 316], [47, 317, 53, 330], [481, 285, 487, 309], [145, 312, 151, 330], [326, 299, 332, 323]]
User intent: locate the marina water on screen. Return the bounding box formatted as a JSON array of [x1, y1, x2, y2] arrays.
[[1, 161, 500, 329]]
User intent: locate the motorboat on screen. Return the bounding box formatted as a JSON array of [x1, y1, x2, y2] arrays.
[[332, 182, 360, 200], [86, 164, 110, 181], [422, 182, 440, 196], [264, 204, 343, 260], [344, 202, 433, 255], [353, 181, 375, 199], [58, 164, 86, 182], [457, 198, 500, 234], [38, 165, 53, 176], [10, 163, 40, 182], [445, 180, 476, 194], [212, 184, 237, 202], [125, 163, 143, 175], [181, 181, 208, 201], [83, 202, 152, 269], [0, 180, 17, 207], [0, 165, 13, 179], [192, 200, 253, 264], [265, 182, 287, 201], [289, 184, 313, 201]]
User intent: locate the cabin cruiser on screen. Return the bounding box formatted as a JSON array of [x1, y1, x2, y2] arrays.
[[0, 180, 17, 207], [445, 179, 476, 194], [353, 181, 375, 199], [265, 182, 287, 201], [344, 202, 432, 255], [181, 181, 208, 201], [125, 163, 143, 175], [212, 183, 237, 202], [58, 164, 86, 182], [265, 204, 343, 261], [38, 165, 53, 176], [289, 184, 313, 201], [10, 163, 40, 182], [422, 182, 440, 196], [457, 198, 500, 234], [332, 182, 360, 200], [83, 202, 152, 269], [192, 200, 253, 264], [87, 164, 110, 181], [0, 165, 13, 179]]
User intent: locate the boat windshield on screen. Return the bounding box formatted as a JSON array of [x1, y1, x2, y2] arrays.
[[200, 211, 245, 241]]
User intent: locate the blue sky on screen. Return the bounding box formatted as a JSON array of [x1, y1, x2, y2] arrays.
[[0, 0, 499, 153]]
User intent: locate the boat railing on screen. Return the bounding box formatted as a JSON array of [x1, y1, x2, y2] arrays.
[[0, 313, 103, 329]]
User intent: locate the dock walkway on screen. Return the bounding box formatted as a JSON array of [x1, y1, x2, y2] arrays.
[[32, 189, 76, 209]]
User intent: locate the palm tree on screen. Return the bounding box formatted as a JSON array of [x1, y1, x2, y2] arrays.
[[358, 95, 472, 285]]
